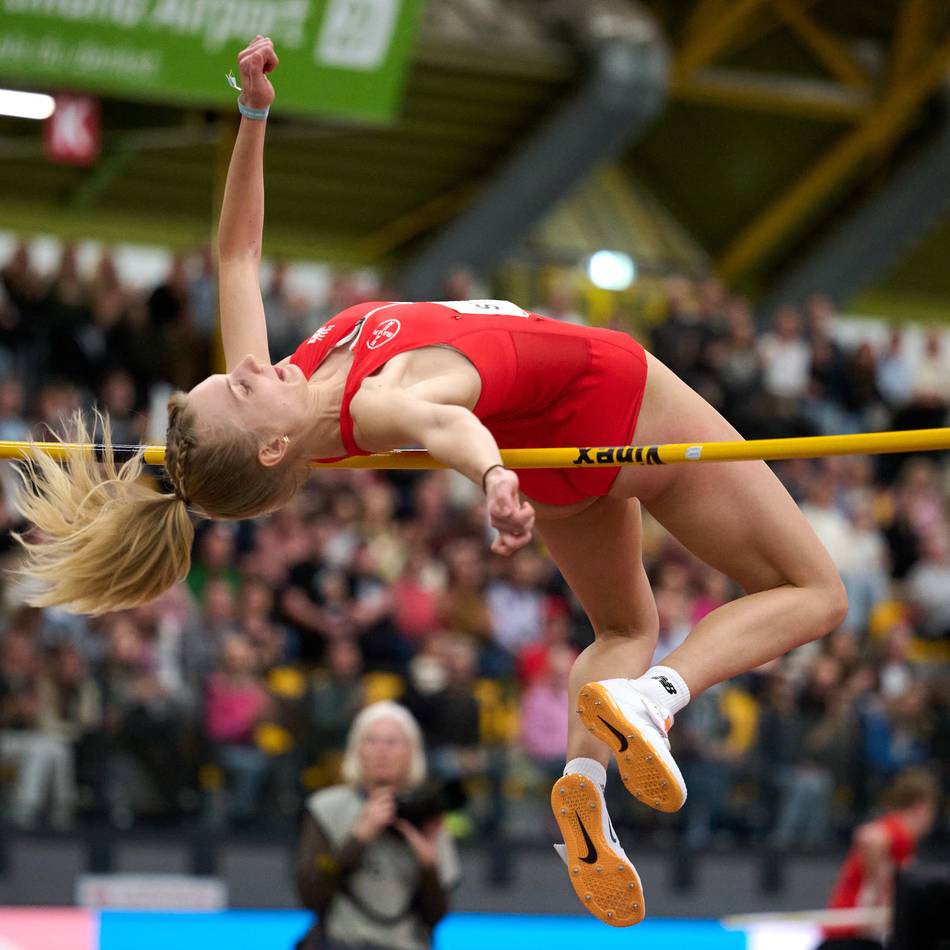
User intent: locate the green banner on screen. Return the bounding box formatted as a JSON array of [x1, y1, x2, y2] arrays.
[[0, 0, 424, 121]]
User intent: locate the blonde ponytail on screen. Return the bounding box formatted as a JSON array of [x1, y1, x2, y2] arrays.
[[13, 411, 193, 615]]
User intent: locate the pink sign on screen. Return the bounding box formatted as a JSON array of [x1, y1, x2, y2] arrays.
[[0, 909, 96, 950]]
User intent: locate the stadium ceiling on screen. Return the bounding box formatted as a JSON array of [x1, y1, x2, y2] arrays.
[[2, 0, 950, 316]]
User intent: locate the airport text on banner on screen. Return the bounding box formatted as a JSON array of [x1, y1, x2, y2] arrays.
[[0, 0, 424, 121]]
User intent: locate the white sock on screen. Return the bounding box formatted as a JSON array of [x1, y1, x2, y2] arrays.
[[563, 757, 607, 788], [632, 666, 691, 716]]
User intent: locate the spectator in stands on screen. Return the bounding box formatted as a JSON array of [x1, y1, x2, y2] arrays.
[[0, 242, 43, 362], [263, 262, 306, 359], [840, 343, 884, 433], [281, 514, 357, 665], [98, 368, 144, 446], [904, 532, 950, 639], [519, 642, 573, 780], [876, 327, 913, 409], [35, 642, 102, 822], [805, 298, 847, 435], [486, 547, 548, 663], [296, 701, 460, 950], [307, 637, 365, 764], [876, 625, 915, 701], [239, 576, 296, 671], [759, 304, 811, 411], [404, 636, 482, 782], [862, 688, 932, 798], [357, 476, 404, 582], [349, 544, 408, 674], [203, 634, 271, 825], [99, 615, 186, 823], [772, 656, 853, 849], [188, 245, 217, 342], [0, 377, 28, 442], [835, 498, 889, 634], [439, 537, 491, 650], [180, 578, 239, 709], [33, 379, 81, 438], [676, 682, 736, 848], [913, 328, 950, 408], [517, 596, 576, 686], [44, 243, 92, 383], [187, 523, 241, 602], [391, 544, 445, 644], [650, 276, 712, 391], [0, 629, 76, 828], [801, 468, 854, 571], [709, 299, 764, 435]]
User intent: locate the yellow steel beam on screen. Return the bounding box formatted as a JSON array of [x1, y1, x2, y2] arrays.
[[673, 68, 871, 122], [717, 32, 950, 283], [673, 0, 773, 81], [682, 0, 735, 46], [875, 0, 934, 164], [773, 0, 871, 89], [889, 0, 932, 85]]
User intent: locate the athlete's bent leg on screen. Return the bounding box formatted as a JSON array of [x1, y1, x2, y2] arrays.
[[627, 355, 848, 697], [536, 497, 660, 926], [535, 496, 660, 770]]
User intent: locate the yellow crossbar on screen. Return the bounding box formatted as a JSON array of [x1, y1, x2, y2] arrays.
[[3, 428, 949, 470]]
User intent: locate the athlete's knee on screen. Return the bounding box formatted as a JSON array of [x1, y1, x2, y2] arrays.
[[594, 614, 660, 648], [822, 575, 849, 632], [805, 574, 848, 642]]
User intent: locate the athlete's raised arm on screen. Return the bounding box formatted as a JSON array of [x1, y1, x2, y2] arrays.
[[217, 36, 278, 371], [350, 387, 535, 555]]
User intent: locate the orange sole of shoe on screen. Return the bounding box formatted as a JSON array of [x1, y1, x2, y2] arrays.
[[551, 773, 645, 928], [576, 682, 686, 813]]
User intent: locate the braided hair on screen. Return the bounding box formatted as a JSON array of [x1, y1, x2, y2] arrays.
[[14, 394, 303, 615]]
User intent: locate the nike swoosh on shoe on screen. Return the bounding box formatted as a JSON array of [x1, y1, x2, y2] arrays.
[[551, 773, 645, 928]]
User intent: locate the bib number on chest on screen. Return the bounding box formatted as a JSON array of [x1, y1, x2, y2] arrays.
[[437, 299, 529, 318]]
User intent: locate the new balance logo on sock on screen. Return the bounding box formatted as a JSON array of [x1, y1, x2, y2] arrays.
[[652, 675, 677, 695]]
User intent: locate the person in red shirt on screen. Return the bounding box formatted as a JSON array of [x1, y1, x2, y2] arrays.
[[16, 38, 847, 928], [819, 769, 940, 950]]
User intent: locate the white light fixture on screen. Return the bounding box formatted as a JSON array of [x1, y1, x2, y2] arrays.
[[0, 89, 56, 120], [588, 250, 636, 291]]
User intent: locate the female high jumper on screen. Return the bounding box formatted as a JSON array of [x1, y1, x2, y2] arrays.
[[16, 38, 846, 927]]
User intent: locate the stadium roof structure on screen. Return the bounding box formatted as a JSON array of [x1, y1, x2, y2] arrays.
[[1, 0, 950, 318]]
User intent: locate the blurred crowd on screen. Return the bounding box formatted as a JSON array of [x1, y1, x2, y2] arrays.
[[0, 240, 947, 856]]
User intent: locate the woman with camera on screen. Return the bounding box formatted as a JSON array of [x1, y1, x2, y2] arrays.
[[296, 701, 460, 950]]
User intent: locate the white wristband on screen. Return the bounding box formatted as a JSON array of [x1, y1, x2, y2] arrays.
[[225, 71, 270, 121]]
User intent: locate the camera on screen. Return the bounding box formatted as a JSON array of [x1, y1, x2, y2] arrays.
[[394, 779, 467, 827]]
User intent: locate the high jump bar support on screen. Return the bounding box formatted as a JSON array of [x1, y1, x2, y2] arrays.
[[2, 427, 949, 469]]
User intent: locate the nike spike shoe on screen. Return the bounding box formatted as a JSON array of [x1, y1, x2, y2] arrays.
[[576, 679, 687, 813], [551, 773, 645, 927]]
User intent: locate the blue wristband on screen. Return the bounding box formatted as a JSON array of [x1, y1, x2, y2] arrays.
[[238, 101, 270, 121], [225, 71, 270, 121]]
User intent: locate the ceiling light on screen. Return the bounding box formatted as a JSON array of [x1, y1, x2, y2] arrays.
[[0, 89, 55, 120], [588, 250, 636, 291]]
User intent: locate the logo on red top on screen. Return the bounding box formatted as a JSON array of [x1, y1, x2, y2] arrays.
[[367, 318, 401, 349], [307, 323, 335, 344]]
